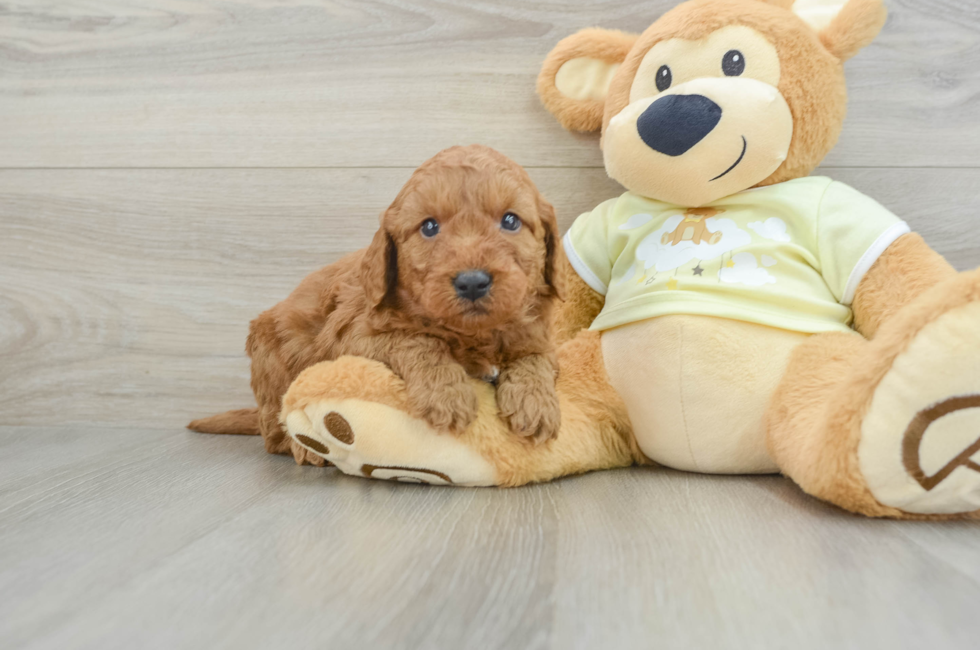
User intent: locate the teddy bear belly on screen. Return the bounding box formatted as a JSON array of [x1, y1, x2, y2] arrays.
[[601, 315, 810, 474]]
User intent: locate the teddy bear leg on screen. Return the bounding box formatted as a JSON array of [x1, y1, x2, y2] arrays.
[[768, 271, 980, 518], [279, 331, 640, 486], [253, 376, 329, 468]]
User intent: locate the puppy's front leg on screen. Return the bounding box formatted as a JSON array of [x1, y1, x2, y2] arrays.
[[497, 353, 560, 444], [386, 336, 479, 435]]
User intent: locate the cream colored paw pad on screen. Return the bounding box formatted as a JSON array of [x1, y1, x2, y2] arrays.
[[903, 396, 980, 492], [283, 398, 498, 487], [860, 302, 980, 514]]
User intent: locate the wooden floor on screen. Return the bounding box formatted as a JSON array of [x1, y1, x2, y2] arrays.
[[1, 1, 979, 648]]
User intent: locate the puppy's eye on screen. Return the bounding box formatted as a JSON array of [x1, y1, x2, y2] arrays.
[[500, 212, 522, 232], [722, 50, 745, 77], [656, 65, 672, 92], [420, 218, 440, 238]]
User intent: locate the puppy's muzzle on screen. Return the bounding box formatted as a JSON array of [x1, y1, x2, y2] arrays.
[[453, 270, 493, 301], [636, 94, 722, 156]]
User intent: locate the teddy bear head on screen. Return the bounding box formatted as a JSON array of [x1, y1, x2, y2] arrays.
[[538, 0, 887, 207]]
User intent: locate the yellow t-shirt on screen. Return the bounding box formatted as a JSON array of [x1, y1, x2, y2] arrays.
[[563, 177, 910, 333]]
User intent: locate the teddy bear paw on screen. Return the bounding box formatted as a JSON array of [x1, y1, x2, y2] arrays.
[[282, 393, 499, 487], [858, 299, 980, 515]]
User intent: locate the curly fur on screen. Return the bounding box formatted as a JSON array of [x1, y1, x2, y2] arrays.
[[189, 145, 564, 463]]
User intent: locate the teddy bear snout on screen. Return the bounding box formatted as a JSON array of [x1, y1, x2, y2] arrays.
[[636, 93, 722, 157]]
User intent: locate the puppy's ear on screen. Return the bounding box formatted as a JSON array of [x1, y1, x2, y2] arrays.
[[537, 28, 638, 133], [793, 0, 887, 62], [538, 198, 565, 301], [361, 215, 398, 309]]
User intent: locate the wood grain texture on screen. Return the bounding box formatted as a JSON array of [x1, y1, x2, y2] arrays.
[[0, 0, 978, 168], [1, 167, 978, 427], [1, 426, 979, 650], [1, 1, 979, 648]]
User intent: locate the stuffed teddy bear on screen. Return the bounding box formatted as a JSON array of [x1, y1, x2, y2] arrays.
[[280, 0, 980, 519]]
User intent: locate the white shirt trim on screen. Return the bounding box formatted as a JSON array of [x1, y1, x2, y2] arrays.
[[562, 231, 608, 296], [840, 221, 911, 305]]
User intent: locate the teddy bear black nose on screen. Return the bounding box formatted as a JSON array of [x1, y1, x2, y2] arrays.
[[453, 270, 493, 301], [636, 94, 723, 156]]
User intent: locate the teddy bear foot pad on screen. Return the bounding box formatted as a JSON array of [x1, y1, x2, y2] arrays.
[[859, 301, 980, 514], [284, 397, 498, 486]]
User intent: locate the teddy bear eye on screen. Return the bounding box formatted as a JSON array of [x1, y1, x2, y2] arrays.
[[656, 65, 672, 92], [722, 50, 745, 76], [420, 218, 440, 238], [500, 212, 522, 232]]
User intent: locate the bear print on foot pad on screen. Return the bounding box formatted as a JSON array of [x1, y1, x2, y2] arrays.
[[859, 300, 980, 514]]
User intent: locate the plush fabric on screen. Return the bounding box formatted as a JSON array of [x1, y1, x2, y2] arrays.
[[818, 0, 888, 61], [279, 334, 642, 487], [545, 0, 854, 194], [268, 0, 980, 519], [768, 264, 980, 519], [850, 233, 957, 337], [601, 315, 803, 474], [859, 301, 980, 514], [550, 254, 605, 345], [536, 28, 638, 132], [563, 177, 909, 333]]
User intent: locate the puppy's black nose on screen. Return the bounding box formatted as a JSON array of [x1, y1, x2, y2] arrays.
[[636, 94, 722, 156], [454, 270, 492, 301]]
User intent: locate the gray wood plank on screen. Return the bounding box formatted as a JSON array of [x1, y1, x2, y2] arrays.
[[1, 167, 977, 427], [548, 471, 980, 649], [0, 0, 977, 168], [1, 2, 978, 649], [1, 425, 977, 650]]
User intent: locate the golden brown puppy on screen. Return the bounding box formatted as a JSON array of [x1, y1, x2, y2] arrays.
[[189, 145, 564, 464]]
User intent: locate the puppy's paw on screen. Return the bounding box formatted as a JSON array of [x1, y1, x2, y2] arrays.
[[408, 380, 479, 435], [497, 375, 561, 444]]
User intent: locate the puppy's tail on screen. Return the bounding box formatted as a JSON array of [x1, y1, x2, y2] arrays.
[[187, 408, 260, 435]]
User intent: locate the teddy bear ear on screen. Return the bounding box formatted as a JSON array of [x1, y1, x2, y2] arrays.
[[537, 28, 638, 133], [791, 0, 888, 61]]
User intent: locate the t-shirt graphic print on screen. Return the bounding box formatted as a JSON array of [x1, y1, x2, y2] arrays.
[[563, 177, 910, 333]]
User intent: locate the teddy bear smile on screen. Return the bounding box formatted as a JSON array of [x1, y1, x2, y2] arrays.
[[710, 136, 747, 182]]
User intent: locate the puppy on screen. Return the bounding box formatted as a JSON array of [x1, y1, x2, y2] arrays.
[[189, 145, 564, 465]]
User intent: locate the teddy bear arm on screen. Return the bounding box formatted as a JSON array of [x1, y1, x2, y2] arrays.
[[851, 233, 957, 338], [551, 254, 605, 345]]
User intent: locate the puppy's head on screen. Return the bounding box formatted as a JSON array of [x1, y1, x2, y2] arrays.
[[361, 145, 563, 332]]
